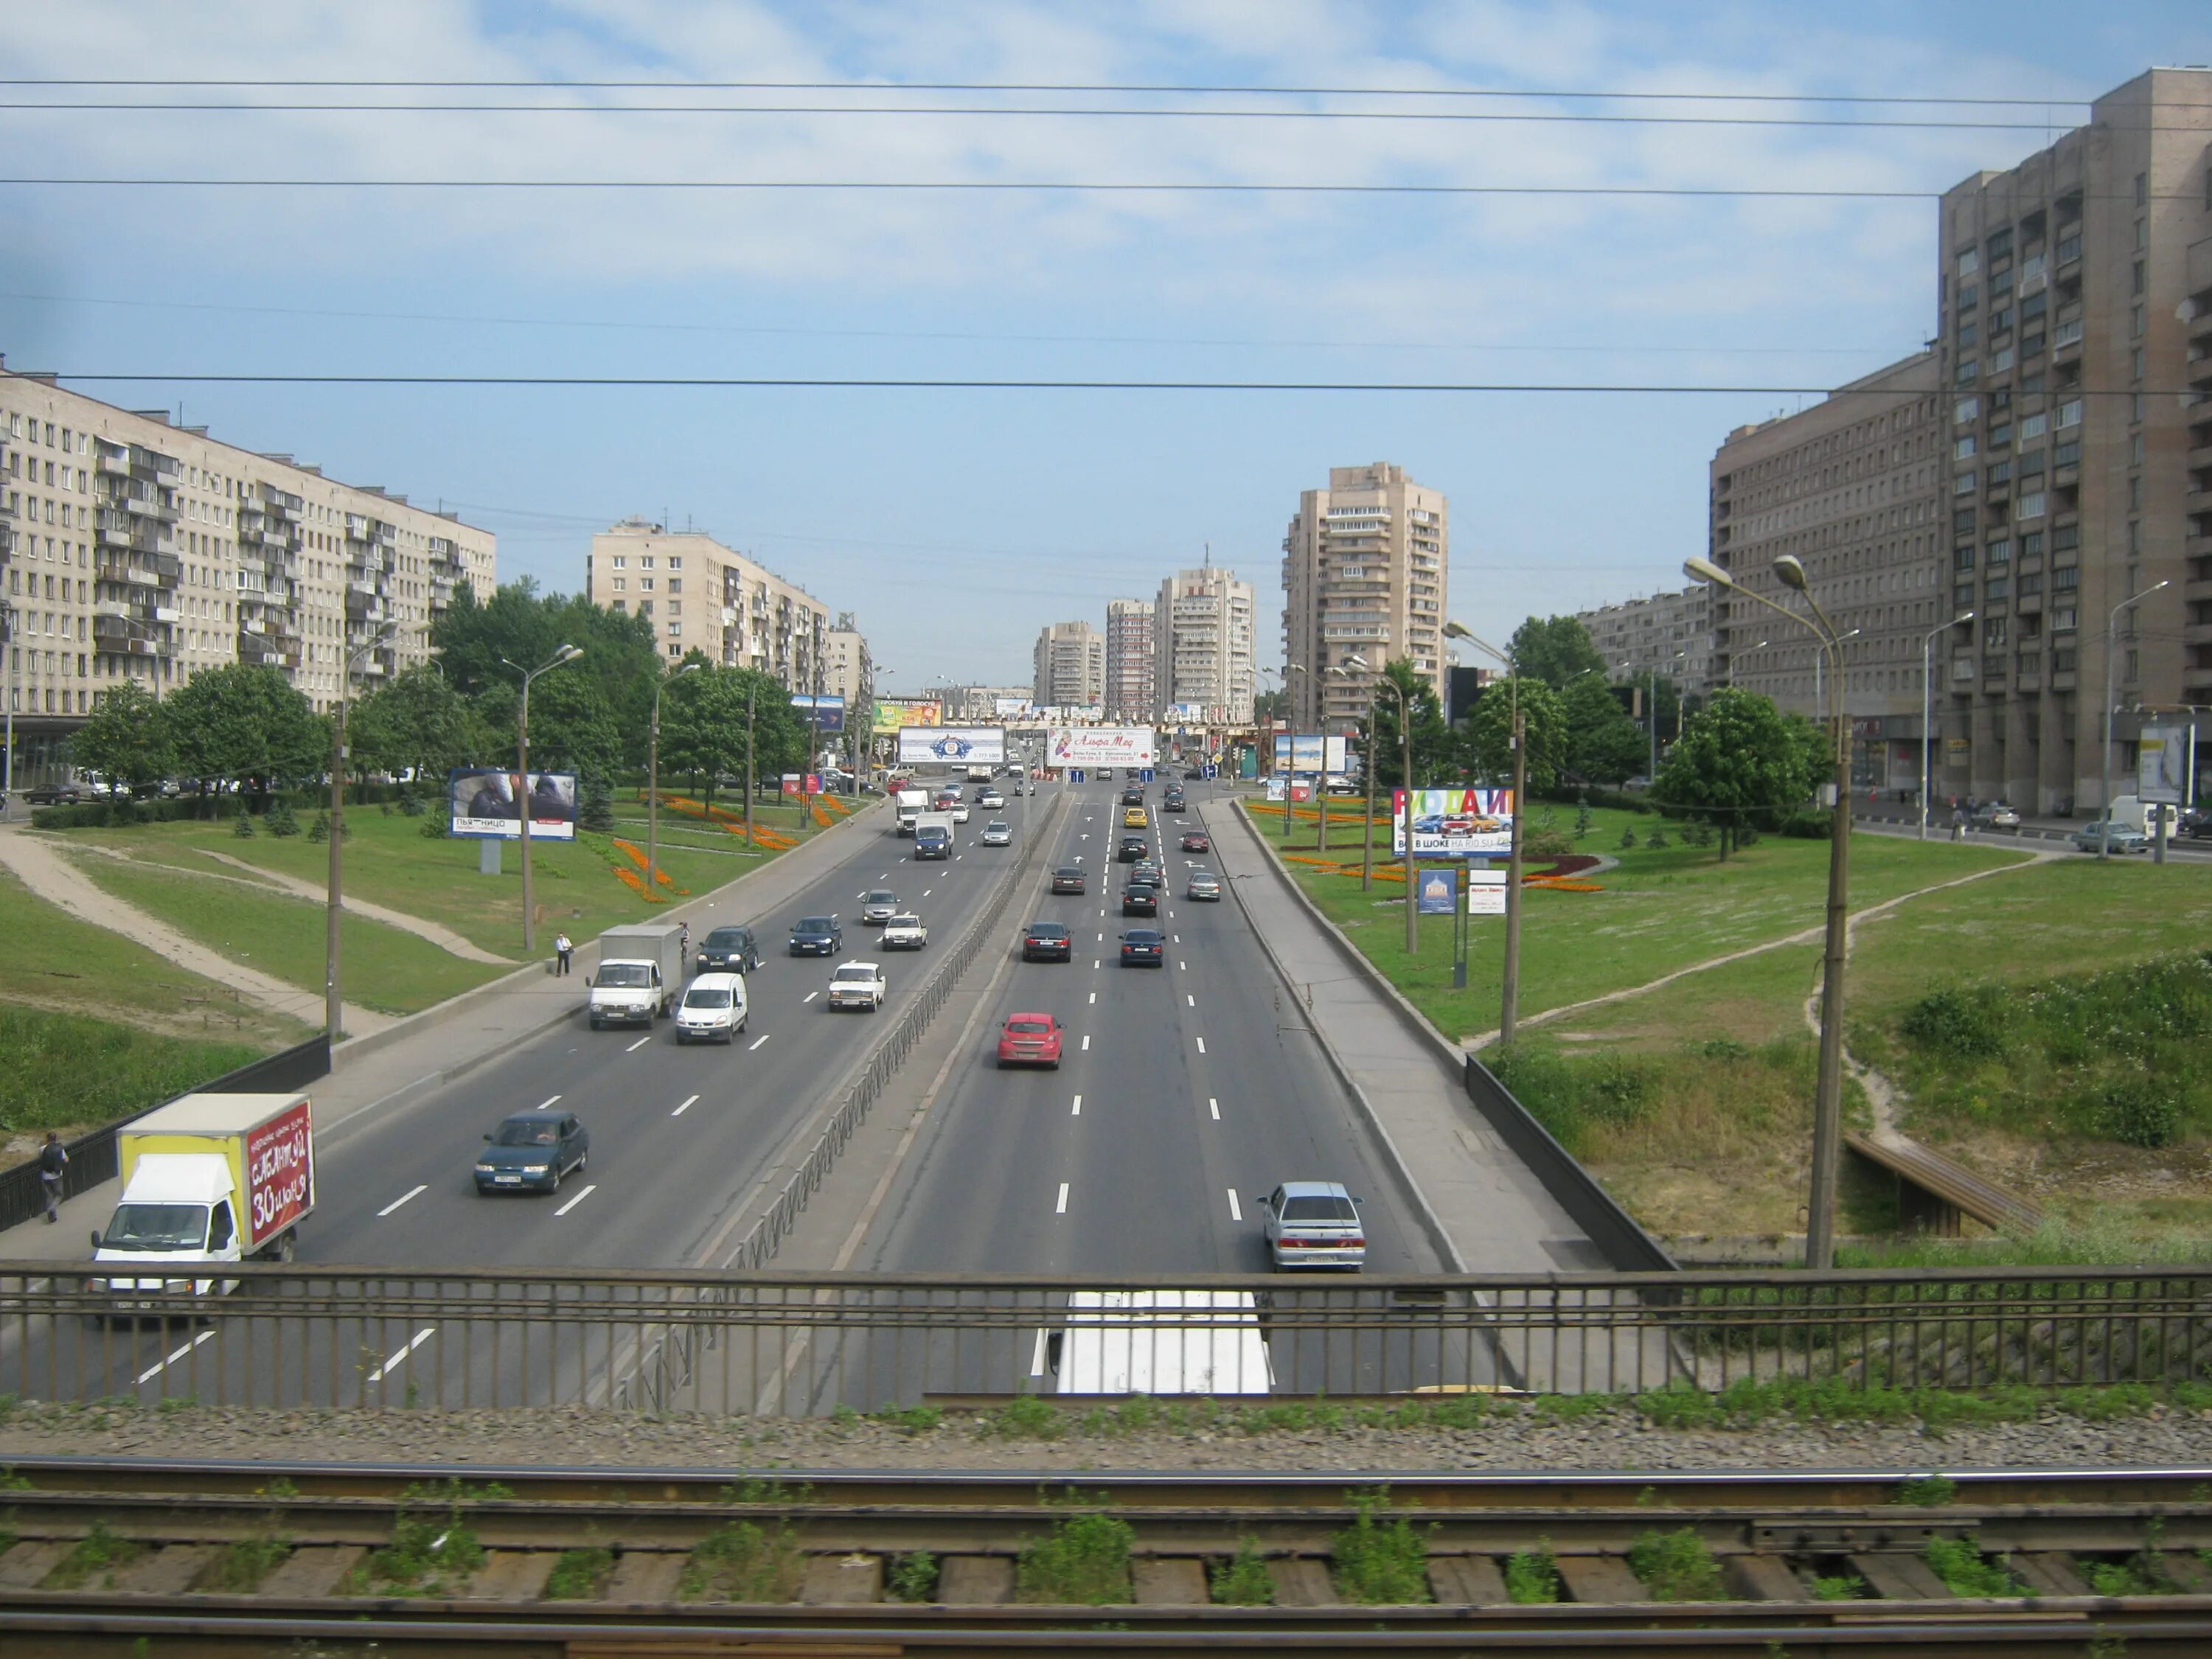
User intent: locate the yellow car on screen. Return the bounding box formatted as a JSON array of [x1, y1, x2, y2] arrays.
[[1122, 806, 1150, 829]]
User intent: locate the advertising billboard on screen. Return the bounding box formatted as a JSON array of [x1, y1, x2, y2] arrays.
[[448, 768, 579, 841], [896, 726, 1007, 765], [1272, 733, 1349, 774], [791, 693, 846, 733], [1165, 702, 1208, 723], [1047, 726, 1156, 768], [872, 700, 942, 734], [2139, 725, 2191, 805], [1391, 787, 1515, 858], [1415, 869, 1458, 916], [993, 696, 1037, 718]]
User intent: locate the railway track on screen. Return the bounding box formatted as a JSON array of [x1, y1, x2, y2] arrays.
[[3, 1459, 2211, 1654]]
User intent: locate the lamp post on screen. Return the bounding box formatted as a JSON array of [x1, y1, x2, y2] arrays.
[[1333, 660, 1375, 889], [742, 674, 759, 851], [1442, 622, 1522, 1040], [2101, 580, 2171, 860], [1357, 661, 1417, 954], [1, 597, 16, 813], [647, 660, 701, 902], [1685, 553, 1850, 1268], [324, 623, 400, 1042], [501, 644, 582, 956], [1281, 663, 1311, 843], [1919, 612, 1975, 839]]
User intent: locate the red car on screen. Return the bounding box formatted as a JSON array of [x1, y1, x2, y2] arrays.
[[1180, 830, 1211, 852], [997, 1012, 1064, 1068]]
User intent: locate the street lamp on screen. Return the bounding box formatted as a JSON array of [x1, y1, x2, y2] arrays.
[[1281, 663, 1311, 842], [1919, 612, 1975, 839], [1330, 661, 1375, 889], [1443, 622, 1521, 1037], [2102, 580, 2171, 859], [500, 644, 583, 956], [647, 660, 702, 902], [1684, 552, 1851, 1268], [0, 597, 16, 813], [324, 622, 401, 1042]]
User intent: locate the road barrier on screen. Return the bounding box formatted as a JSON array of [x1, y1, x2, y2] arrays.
[[4, 1262, 2207, 1414]]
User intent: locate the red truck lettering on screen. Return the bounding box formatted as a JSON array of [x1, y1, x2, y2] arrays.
[[244, 1101, 313, 1241]]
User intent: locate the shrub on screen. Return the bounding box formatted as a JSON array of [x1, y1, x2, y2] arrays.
[[1525, 828, 1574, 858], [1210, 1537, 1274, 1606], [1017, 1509, 1133, 1605], [1619, 825, 1638, 850], [265, 799, 300, 837], [1923, 1536, 2018, 1598], [886, 1551, 939, 1603], [397, 789, 428, 817], [2101, 1080, 2182, 1150], [232, 804, 254, 838], [1644, 828, 1669, 850], [1504, 1540, 1561, 1604], [1900, 985, 2008, 1060], [1329, 1489, 1432, 1605], [1627, 1527, 1723, 1601], [680, 1518, 803, 1601]]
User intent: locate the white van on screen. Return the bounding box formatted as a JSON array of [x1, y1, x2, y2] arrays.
[[2108, 795, 2182, 836], [674, 972, 750, 1044], [1034, 1290, 1273, 1396]]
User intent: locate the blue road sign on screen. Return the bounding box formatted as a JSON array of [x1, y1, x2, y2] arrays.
[[1070, 768, 1085, 782], [1203, 763, 1219, 779], [1140, 768, 1155, 782]]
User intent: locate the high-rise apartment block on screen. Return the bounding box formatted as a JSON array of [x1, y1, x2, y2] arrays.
[[1103, 598, 1156, 721], [1153, 566, 1256, 724], [1032, 619, 1105, 710], [1576, 584, 1717, 698], [821, 611, 874, 733], [1281, 463, 1448, 733], [585, 519, 830, 692], [1, 358, 495, 784]]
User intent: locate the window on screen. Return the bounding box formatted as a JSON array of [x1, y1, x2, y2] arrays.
[[1957, 247, 1980, 276], [2054, 440, 2080, 467], [2020, 574, 2042, 597], [2054, 566, 2079, 592], [2056, 400, 2081, 429], [1986, 539, 2011, 565], [1955, 396, 1980, 425], [2056, 232, 2081, 265], [1959, 282, 1979, 310], [1989, 422, 2012, 449], [2126, 649, 2138, 682], [1955, 437, 1978, 461], [2132, 304, 2146, 339], [1954, 545, 1977, 571], [1986, 618, 2007, 647], [2016, 492, 2046, 520], [2135, 172, 2147, 208], [1953, 507, 1977, 533], [1984, 577, 2008, 599], [1955, 359, 1979, 386], [1958, 321, 1980, 349], [2053, 608, 2076, 634], [2019, 412, 2047, 442]]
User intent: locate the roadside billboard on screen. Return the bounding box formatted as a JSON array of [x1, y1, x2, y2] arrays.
[[1415, 869, 1458, 916], [1391, 787, 1514, 858], [780, 772, 822, 796], [448, 768, 578, 841], [792, 693, 846, 733], [1048, 726, 1155, 768], [1273, 733, 1348, 774], [2139, 725, 2191, 805], [993, 696, 1037, 718], [872, 700, 942, 734], [897, 726, 1006, 765], [1165, 702, 1207, 723]]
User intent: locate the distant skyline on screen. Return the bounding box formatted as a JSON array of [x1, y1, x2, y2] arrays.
[[4, 0, 2206, 693]]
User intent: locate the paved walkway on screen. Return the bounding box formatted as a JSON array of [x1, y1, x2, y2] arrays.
[[191, 849, 512, 963], [0, 824, 392, 1035]]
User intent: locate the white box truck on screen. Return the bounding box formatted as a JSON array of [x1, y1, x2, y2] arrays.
[[1037, 1290, 1273, 1396], [91, 1091, 316, 1301], [588, 922, 686, 1029], [894, 787, 930, 835]]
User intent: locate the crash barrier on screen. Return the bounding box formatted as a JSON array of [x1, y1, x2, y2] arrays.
[[3, 1263, 2206, 1415], [0, 1036, 330, 1234]]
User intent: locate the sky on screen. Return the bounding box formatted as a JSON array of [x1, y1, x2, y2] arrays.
[[3, 1, 2207, 694]]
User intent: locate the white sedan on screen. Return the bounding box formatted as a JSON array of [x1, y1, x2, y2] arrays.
[[880, 914, 929, 950], [826, 960, 887, 1011], [979, 789, 1006, 809], [948, 801, 972, 823]]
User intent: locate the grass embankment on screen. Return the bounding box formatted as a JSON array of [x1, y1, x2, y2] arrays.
[[0, 868, 305, 1144]]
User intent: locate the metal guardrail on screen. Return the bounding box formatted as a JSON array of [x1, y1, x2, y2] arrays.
[[3, 1263, 2207, 1415], [0, 1036, 330, 1232]]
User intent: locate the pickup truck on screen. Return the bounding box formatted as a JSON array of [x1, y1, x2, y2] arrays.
[[588, 922, 686, 1028], [826, 960, 887, 1012]]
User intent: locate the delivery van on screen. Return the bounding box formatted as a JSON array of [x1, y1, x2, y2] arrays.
[[588, 922, 686, 1029], [1036, 1289, 1273, 1396], [894, 788, 930, 835]]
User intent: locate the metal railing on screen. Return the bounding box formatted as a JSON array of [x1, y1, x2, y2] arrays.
[[2, 1264, 2207, 1415]]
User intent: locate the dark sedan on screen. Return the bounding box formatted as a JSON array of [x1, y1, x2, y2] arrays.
[[1180, 830, 1210, 852], [1022, 922, 1074, 962], [788, 915, 843, 956], [1117, 835, 1149, 862], [1051, 866, 1088, 894], [696, 925, 760, 975], [474, 1110, 589, 1194], [1119, 928, 1166, 967], [1121, 886, 1158, 917], [1164, 790, 1187, 813]]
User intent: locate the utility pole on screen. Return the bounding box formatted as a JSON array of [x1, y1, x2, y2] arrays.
[[742, 676, 758, 849], [646, 661, 698, 902], [2101, 581, 2170, 859], [1500, 699, 1526, 1044], [503, 644, 582, 956], [326, 625, 397, 1042]]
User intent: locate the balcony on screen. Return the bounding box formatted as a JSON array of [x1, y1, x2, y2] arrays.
[[2190, 352, 2212, 388]]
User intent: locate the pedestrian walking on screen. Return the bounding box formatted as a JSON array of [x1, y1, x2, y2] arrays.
[[36, 1132, 66, 1223], [1951, 804, 1968, 843], [554, 932, 573, 976]]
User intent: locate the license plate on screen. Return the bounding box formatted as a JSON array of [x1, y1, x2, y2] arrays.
[[495, 1175, 521, 1185]]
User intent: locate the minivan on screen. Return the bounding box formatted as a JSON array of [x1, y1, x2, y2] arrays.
[[915, 826, 952, 860], [675, 972, 750, 1044]]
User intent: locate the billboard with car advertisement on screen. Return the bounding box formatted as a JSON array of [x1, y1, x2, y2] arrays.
[[896, 726, 1007, 765], [448, 768, 579, 841], [1391, 787, 1514, 858], [791, 693, 846, 733], [1272, 733, 1348, 774], [1047, 726, 1155, 768], [872, 700, 943, 734]]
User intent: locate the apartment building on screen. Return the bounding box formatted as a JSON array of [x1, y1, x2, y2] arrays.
[[821, 611, 874, 752], [1152, 566, 1257, 724], [1032, 620, 1105, 710], [1281, 463, 1448, 733], [1707, 351, 1945, 793], [1103, 597, 1156, 722], [1577, 585, 1716, 699], [1, 358, 495, 784], [585, 519, 830, 692]]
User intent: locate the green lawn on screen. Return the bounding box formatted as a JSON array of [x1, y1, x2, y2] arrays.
[[0, 1004, 273, 1141]]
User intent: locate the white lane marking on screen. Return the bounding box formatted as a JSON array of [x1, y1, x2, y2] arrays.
[[672, 1093, 700, 1117], [1031, 1327, 1048, 1377], [1225, 1189, 1242, 1222], [137, 1329, 216, 1385], [1055, 1182, 1070, 1214], [1187, 994, 1196, 1007], [1168, 909, 1177, 919], [554, 1182, 598, 1217], [1088, 990, 1096, 1004], [378, 1184, 427, 1218], [625, 1035, 652, 1052], [922, 889, 933, 898], [749, 1034, 771, 1051], [1096, 932, 1104, 942], [1173, 934, 1180, 943], [1093, 959, 1101, 970], [537, 1095, 562, 1110], [955, 854, 962, 860], [1196, 1036, 1207, 1054], [855, 890, 866, 899], [1071, 1094, 1082, 1116], [803, 991, 819, 1003], [1081, 1034, 1091, 1051], [1209, 1097, 1220, 1120], [1072, 854, 1083, 863], [366, 1326, 435, 1385], [1180, 960, 1188, 971]]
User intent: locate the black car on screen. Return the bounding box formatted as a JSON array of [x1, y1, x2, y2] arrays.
[[789, 915, 842, 956], [1120, 928, 1166, 967], [696, 925, 760, 975], [1023, 922, 1074, 961], [1121, 789, 1146, 807], [1051, 866, 1088, 894], [1121, 885, 1159, 917], [1163, 790, 1186, 813], [1117, 835, 1149, 863], [474, 1110, 589, 1194], [24, 784, 83, 806], [1184, 767, 1205, 780]]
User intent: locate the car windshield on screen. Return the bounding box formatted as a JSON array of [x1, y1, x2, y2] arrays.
[[493, 1119, 560, 1147], [102, 1202, 209, 1251], [1029, 924, 1067, 937], [988, 821, 1009, 832], [597, 963, 651, 987], [889, 914, 919, 927], [868, 891, 897, 905], [1281, 1194, 1357, 1222], [704, 929, 748, 948], [795, 918, 835, 933], [1125, 931, 1161, 945], [832, 967, 874, 982], [1009, 1019, 1052, 1034], [1056, 868, 1082, 879], [684, 987, 733, 1009]]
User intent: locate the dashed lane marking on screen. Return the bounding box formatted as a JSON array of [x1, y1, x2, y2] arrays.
[[1187, 994, 1196, 1007], [625, 1035, 652, 1052], [749, 1034, 771, 1051], [1055, 1182, 1070, 1214], [554, 1182, 598, 1217], [137, 1329, 215, 1386], [672, 1093, 700, 1116], [377, 1185, 427, 1218], [1081, 1034, 1091, 1051], [1071, 1094, 1082, 1116], [538, 1095, 562, 1110], [365, 1327, 435, 1385], [1088, 990, 1096, 1004], [803, 991, 819, 1003], [1225, 1189, 1242, 1222], [1196, 1036, 1207, 1054], [1209, 1097, 1220, 1120]]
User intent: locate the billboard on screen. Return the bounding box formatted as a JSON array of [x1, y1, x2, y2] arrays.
[[993, 696, 1037, 718], [780, 772, 822, 796], [1048, 726, 1156, 768], [1165, 702, 1208, 723], [897, 726, 1006, 765], [1273, 733, 1348, 774], [792, 693, 846, 733], [872, 700, 942, 734], [2139, 724, 2191, 805], [1415, 869, 1458, 916], [1391, 787, 1515, 858], [448, 768, 578, 841]]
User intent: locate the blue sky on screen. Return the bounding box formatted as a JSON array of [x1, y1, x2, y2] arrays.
[[3, 1, 2206, 692]]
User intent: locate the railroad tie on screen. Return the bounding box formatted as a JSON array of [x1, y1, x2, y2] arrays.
[[2014, 1552, 2092, 1597], [2163, 1551, 2212, 1593], [602, 1551, 686, 1604], [256, 1545, 366, 1600], [1131, 1557, 1209, 1604], [937, 1554, 1015, 1604], [1725, 1552, 1806, 1601], [1266, 1557, 1338, 1607], [1850, 1552, 1954, 1600], [800, 1551, 885, 1604], [0, 1540, 72, 1590], [1425, 1554, 1508, 1604], [462, 1548, 559, 1601], [114, 1543, 217, 1596], [1555, 1554, 1647, 1604]]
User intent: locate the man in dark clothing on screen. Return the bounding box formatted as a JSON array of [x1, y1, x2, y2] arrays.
[[37, 1132, 66, 1223]]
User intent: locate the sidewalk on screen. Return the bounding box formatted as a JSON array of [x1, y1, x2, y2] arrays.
[[1201, 799, 1589, 1277]]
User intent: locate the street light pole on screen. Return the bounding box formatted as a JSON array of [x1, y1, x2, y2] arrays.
[[1332, 660, 1374, 890], [324, 623, 398, 1043], [2101, 580, 2171, 859], [1444, 623, 1523, 1043], [742, 675, 758, 850], [647, 661, 700, 902], [1281, 663, 1310, 843], [1919, 612, 1975, 839], [501, 644, 582, 956]]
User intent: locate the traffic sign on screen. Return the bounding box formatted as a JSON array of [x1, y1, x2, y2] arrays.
[[1139, 767, 1155, 782], [1203, 763, 1218, 779], [1070, 768, 1085, 783]]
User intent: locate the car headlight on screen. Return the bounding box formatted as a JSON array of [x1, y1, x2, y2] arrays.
[[475, 1163, 495, 1174], [524, 1163, 550, 1175]]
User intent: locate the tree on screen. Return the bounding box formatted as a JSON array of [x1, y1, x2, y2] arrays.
[[1508, 615, 1607, 689], [67, 681, 175, 798], [659, 662, 804, 810], [479, 668, 622, 784], [163, 664, 325, 805], [1650, 687, 1824, 859], [1365, 658, 1453, 789], [1458, 676, 1566, 796], [346, 664, 483, 785], [1559, 675, 1646, 786], [431, 577, 660, 768], [1252, 685, 1289, 723]]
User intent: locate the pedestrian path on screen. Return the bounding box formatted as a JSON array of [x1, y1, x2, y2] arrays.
[[191, 849, 512, 964]]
